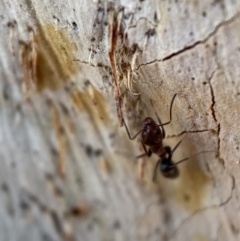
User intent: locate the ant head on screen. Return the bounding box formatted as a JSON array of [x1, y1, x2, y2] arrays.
[[160, 158, 179, 178], [142, 117, 163, 145], [143, 117, 155, 125]]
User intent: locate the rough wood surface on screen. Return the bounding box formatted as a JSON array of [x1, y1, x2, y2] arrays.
[[1, 0, 240, 241]]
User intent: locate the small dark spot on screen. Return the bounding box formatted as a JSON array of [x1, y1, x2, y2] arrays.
[[95, 149, 102, 156], [183, 194, 190, 202], [27, 26, 33, 32], [16, 103, 22, 112], [167, 7, 171, 12], [113, 220, 121, 229], [72, 21, 78, 30], [70, 204, 88, 217], [2, 182, 9, 192], [203, 81, 207, 85], [91, 37, 96, 42], [3, 87, 10, 100], [164, 28, 167, 33], [236, 146, 239, 150], [11, 162, 16, 168], [97, 7, 104, 12], [20, 198, 31, 211], [163, 210, 171, 224], [188, 68, 191, 72], [189, 31, 193, 36], [92, 216, 101, 224], [146, 28, 156, 37], [202, 11, 207, 17], [7, 21, 14, 27], [123, 13, 130, 20], [51, 147, 58, 157], [84, 79, 91, 86], [124, 33, 128, 40], [53, 15, 60, 23], [175, 0, 178, 2], [237, 92, 240, 96], [42, 233, 54, 241], [64, 85, 71, 92], [155, 227, 161, 234], [73, 8, 75, 12], [51, 211, 63, 233], [191, 77, 195, 81], [138, 7, 142, 11], [230, 222, 240, 234], [214, 41, 217, 46], [85, 145, 94, 156], [87, 223, 94, 231], [109, 133, 115, 139], [45, 173, 54, 181], [154, 12, 158, 22], [139, 0, 145, 2]]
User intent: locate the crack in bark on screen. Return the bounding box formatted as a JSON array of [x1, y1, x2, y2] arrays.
[[136, 11, 240, 70], [208, 69, 218, 122], [171, 174, 235, 240]]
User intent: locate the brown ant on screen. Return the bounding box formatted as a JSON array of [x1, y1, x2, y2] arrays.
[[123, 94, 196, 181]]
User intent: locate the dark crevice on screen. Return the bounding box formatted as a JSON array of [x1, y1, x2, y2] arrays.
[[208, 69, 217, 122], [136, 11, 240, 70]]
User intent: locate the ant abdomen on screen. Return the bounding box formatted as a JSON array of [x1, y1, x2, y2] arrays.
[[160, 159, 179, 179]]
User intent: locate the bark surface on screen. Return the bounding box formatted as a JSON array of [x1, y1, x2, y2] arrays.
[[1, 1, 240, 241]]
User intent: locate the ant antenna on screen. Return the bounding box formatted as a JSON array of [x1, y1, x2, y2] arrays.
[[123, 119, 143, 140], [171, 150, 218, 167], [150, 93, 177, 139], [154, 93, 177, 127]]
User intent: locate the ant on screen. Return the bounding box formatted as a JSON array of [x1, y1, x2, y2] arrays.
[[123, 94, 195, 182]]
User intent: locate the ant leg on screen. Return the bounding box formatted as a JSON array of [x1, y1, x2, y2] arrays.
[[136, 142, 152, 179], [136, 141, 152, 159], [164, 146, 172, 159], [152, 159, 161, 182], [171, 124, 195, 155], [150, 99, 166, 138], [157, 93, 177, 127], [150, 94, 177, 138], [123, 119, 143, 140]]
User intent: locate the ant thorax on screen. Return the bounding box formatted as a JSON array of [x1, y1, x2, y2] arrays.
[[142, 117, 163, 146]]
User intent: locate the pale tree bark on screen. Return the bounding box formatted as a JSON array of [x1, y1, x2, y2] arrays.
[[0, 0, 240, 241]]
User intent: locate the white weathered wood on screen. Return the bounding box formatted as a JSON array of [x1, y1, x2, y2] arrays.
[[1, 0, 240, 241]]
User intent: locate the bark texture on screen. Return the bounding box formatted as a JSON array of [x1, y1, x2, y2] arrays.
[[0, 0, 240, 241]]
